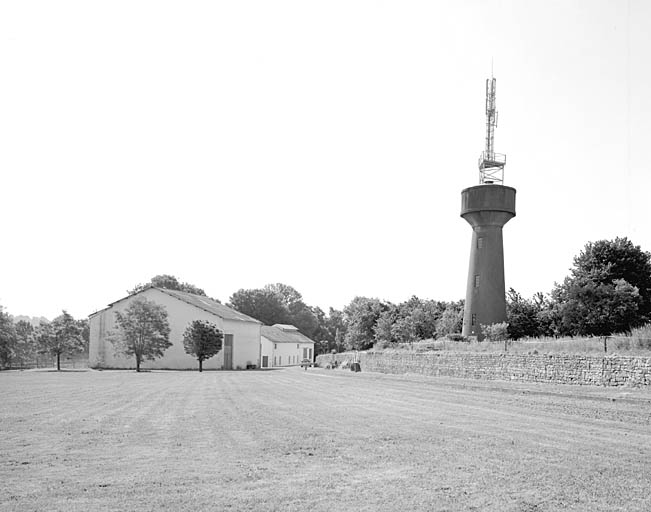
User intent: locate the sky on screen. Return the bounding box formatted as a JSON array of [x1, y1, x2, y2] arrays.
[[1, 0, 650, 320]]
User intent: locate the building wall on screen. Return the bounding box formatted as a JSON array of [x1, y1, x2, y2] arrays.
[[260, 337, 314, 367], [89, 288, 260, 370], [316, 352, 651, 387]]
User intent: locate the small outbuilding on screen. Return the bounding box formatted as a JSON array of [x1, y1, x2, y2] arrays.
[[260, 324, 315, 368], [88, 287, 262, 370]]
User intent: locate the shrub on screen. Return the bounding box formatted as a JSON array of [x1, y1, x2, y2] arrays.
[[481, 322, 509, 342], [445, 334, 468, 342], [628, 323, 651, 350]]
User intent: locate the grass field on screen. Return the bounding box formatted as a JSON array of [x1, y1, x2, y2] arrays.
[[2, 368, 651, 511]]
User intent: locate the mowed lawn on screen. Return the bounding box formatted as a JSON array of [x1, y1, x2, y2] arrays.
[[2, 368, 651, 512]]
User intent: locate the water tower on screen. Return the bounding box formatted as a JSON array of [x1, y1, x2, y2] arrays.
[[461, 77, 516, 339]]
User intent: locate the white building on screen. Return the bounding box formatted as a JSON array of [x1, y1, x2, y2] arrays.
[[89, 287, 261, 370], [260, 324, 315, 368]]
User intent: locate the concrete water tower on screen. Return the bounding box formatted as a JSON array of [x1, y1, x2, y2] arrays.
[[461, 77, 516, 339]]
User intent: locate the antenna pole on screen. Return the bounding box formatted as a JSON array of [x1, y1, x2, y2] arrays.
[[478, 76, 506, 184]]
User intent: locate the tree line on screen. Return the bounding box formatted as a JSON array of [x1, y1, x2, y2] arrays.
[[0, 310, 89, 370], [1, 236, 649, 369], [227, 237, 651, 350]]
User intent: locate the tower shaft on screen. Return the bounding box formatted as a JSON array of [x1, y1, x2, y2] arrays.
[[461, 185, 516, 339]]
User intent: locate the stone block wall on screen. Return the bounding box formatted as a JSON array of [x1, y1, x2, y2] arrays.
[[315, 352, 651, 387]]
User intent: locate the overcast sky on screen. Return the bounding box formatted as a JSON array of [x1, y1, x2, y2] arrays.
[[1, 0, 650, 320]]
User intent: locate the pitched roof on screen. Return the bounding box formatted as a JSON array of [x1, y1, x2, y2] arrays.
[[273, 324, 299, 331], [90, 286, 261, 324], [261, 325, 315, 344], [154, 288, 261, 323]]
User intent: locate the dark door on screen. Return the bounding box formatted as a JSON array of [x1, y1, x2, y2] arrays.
[[223, 334, 233, 370], [262, 355, 268, 368]]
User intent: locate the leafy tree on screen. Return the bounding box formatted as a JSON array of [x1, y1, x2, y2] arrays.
[[372, 297, 446, 348], [552, 238, 651, 336], [343, 297, 388, 350], [129, 274, 208, 297], [0, 306, 17, 368], [263, 283, 320, 338], [263, 283, 304, 312], [323, 308, 347, 352], [571, 237, 651, 322], [229, 288, 289, 325], [373, 306, 399, 346], [481, 322, 509, 342], [229, 283, 323, 339], [407, 298, 445, 340], [554, 276, 640, 336], [392, 316, 418, 345], [14, 320, 36, 365], [506, 289, 542, 339], [36, 311, 84, 371], [310, 306, 331, 344], [182, 320, 224, 372], [77, 318, 90, 352], [109, 297, 172, 372], [435, 300, 464, 337]]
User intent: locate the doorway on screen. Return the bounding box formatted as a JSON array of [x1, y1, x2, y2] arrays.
[[223, 334, 233, 370]]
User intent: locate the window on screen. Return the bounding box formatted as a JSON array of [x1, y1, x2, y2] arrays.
[[474, 275, 480, 288], [297, 344, 299, 349], [274, 343, 277, 349], [477, 237, 484, 249], [279, 356, 282, 366], [471, 313, 477, 326]]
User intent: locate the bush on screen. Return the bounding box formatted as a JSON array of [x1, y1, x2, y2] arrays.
[[628, 323, 651, 350], [481, 322, 509, 342], [445, 333, 468, 342]]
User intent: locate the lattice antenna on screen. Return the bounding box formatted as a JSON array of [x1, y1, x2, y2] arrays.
[[478, 75, 506, 184]]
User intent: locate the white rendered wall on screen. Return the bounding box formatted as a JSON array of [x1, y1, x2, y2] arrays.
[[88, 288, 260, 370], [259, 336, 314, 367]]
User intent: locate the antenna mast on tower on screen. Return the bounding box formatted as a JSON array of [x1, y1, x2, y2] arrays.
[[478, 76, 506, 184]]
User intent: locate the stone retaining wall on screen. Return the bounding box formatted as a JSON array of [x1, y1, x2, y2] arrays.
[[315, 352, 651, 387]]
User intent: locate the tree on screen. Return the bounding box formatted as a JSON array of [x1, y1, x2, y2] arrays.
[[554, 276, 640, 336], [129, 274, 208, 297], [36, 311, 84, 371], [109, 297, 172, 372], [229, 283, 323, 339], [552, 238, 651, 336], [435, 301, 464, 337], [506, 289, 542, 339], [481, 322, 509, 342], [571, 237, 651, 322], [324, 308, 347, 352], [0, 306, 17, 368], [343, 297, 388, 350], [14, 320, 35, 366], [182, 320, 223, 372], [374, 306, 399, 347], [229, 288, 289, 325], [77, 318, 90, 352]]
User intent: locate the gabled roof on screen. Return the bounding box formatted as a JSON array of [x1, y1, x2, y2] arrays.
[[155, 288, 261, 324], [273, 324, 299, 331], [261, 324, 315, 344], [90, 286, 261, 324]]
